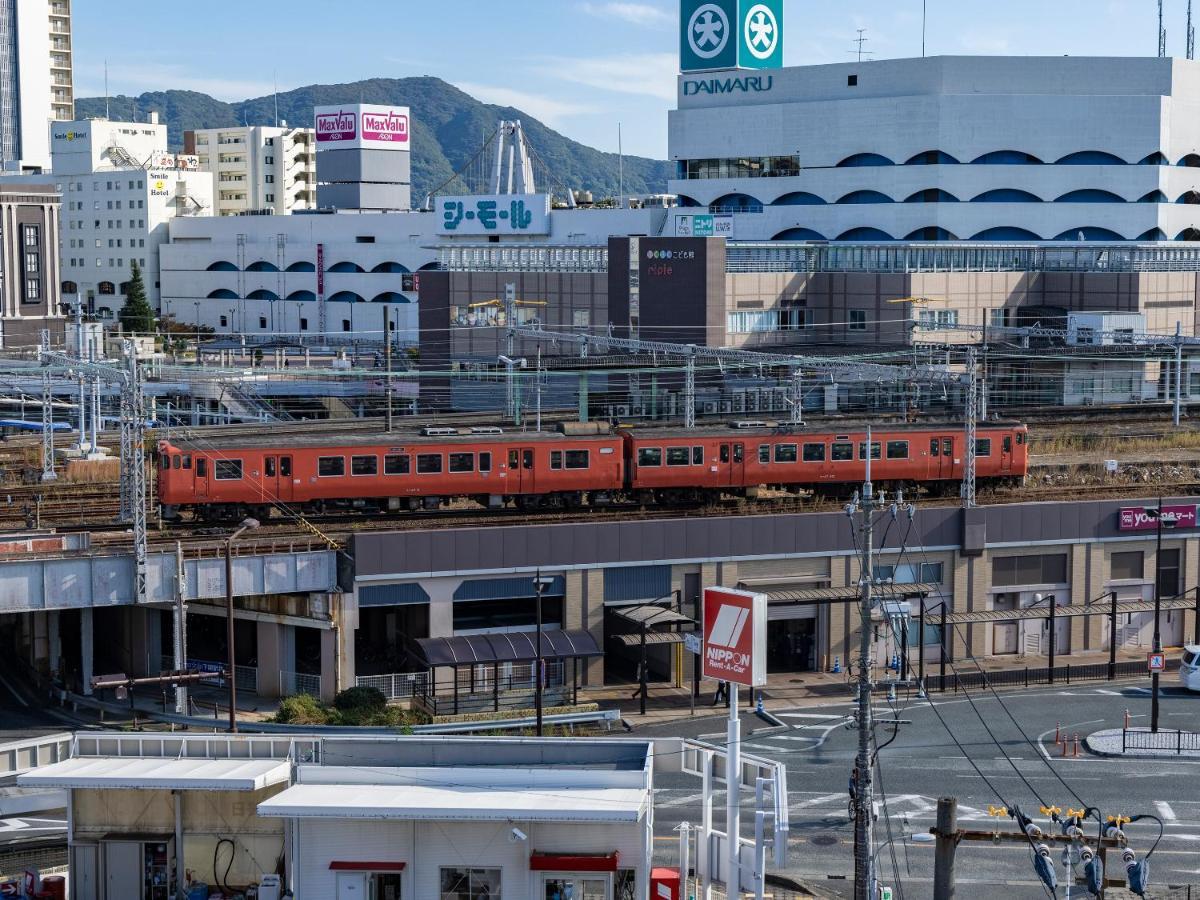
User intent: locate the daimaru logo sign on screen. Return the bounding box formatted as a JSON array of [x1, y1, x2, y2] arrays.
[[680, 0, 783, 73], [702, 587, 768, 688]]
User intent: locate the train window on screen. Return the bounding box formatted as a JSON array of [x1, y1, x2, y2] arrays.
[[480, 452, 492, 473], [449, 453, 474, 474], [1017, 432, 1026, 445], [318, 457, 345, 477], [172, 456, 181, 470], [215, 459, 243, 480], [551, 451, 563, 470], [565, 450, 590, 469], [509, 450, 520, 469], [929, 439, 939, 457], [667, 447, 691, 467], [1003, 437, 1012, 454], [803, 443, 826, 462], [942, 439, 953, 457], [182, 455, 191, 470], [774, 444, 798, 463], [265, 458, 276, 477], [523, 450, 533, 470], [280, 457, 291, 477], [733, 444, 744, 463], [417, 454, 443, 474], [161, 455, 170, 470], [832, 443, 853, 461], [886, 441, 909, 460], [693, 446, 704, 465], [719, 445, 730, 464], [639, 448, 663, 467], [196, 458, 207, 478], [858, 442, 881, 460], [974, 439, 992, 458], [758, 445, 770, 464], [385, 454, 410, 475], [353, 455, 379, 476]]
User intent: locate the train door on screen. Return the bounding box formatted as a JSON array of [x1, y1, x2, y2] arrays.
[[263, 455, 294, 503], [195, 454, 210, 500], [999, 434, 1015, 474], [719, 442, 744, 487], [508, 447, 536, 493], [931, 436, 955, 480]]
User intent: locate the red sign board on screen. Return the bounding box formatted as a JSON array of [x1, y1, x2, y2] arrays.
[[702, 587, 767, 688], [1119, 505, 1197, 531], [1148, 652, 1166, 672]]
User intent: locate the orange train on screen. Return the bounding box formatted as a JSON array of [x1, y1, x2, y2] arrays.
[[156, 421, 1029, 522]]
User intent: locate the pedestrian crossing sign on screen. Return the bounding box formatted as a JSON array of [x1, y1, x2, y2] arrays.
[[1148, 652, 1166, 672]]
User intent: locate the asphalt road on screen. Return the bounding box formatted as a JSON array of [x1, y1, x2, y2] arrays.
[[0, 670, 68, 741], [641, 678, 1200, 898]]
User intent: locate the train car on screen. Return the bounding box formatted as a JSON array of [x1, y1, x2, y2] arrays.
[[157, 426, 625, 521], [621, 421, 1028, 501]]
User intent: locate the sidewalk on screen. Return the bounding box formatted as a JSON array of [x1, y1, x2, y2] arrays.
[[589, 648, 1166, 728], [1086, 727, 1200, 759]]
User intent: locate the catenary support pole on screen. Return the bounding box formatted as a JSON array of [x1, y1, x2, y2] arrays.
[[173, 541, 188, 715], [1175, 322, 1183, 427], [384, 306, 393, 434], [933, 796, 958, 900]]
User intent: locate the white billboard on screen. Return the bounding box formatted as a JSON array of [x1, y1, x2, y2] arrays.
[[314, 104, 411, 152], [438, 194, 551, 236]]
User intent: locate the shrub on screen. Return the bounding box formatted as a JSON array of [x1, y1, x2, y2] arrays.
[[334, 686, 387, 714], [275, 693, 330, 725]]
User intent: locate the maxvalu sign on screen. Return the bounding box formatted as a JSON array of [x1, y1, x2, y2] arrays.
[[680, 0, 784, 73]]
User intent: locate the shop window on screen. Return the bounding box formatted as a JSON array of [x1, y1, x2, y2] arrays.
[[440, 867, 501, 899]]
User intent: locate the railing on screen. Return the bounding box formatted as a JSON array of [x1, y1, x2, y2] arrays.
[[1123, 728, 1200, 754], [280, 670, 321, 698], [189, 659, 258, 694], [356, 671, 429, 700], [924, 658, 1180, 693], [414, 661, 570, 717]]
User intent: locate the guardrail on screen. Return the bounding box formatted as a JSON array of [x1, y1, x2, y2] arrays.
[[409, 708, 621, 735], [924, 658, 1179, 693], [1123, 728, 1200, 754]]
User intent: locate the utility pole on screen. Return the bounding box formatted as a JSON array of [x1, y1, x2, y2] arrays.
[[848, 428, 878, 900], [384, 306, 394, 433], [962, 346, 977, 509], [1151, 498, 1170, 733], [933, 796, 958, 899]]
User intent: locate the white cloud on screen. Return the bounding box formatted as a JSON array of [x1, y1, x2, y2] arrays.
[[540, 53, 678, 101], [579, 2, 671, 27], [453, 82, 590, 128]]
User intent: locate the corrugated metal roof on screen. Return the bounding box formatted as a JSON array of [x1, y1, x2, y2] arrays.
[[412, 629, 602, 668], [943, 596, 1193, 626], [604, 566, 673, 604], [613, 632, 687, 647]]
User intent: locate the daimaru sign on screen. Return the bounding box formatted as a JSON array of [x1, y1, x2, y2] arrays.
[[702, 587, 767, 687], [680, 0, 783, 73]]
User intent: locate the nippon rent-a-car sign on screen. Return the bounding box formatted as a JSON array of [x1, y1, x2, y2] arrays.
[[702, 587, 768, 687]]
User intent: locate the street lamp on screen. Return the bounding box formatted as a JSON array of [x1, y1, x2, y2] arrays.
[[225, 517, 260, 733], [533, 569, 555, 737], [1141, 501, 1177, 733]]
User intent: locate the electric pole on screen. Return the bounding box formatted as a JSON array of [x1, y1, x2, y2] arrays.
[[848, 429, 877, 900]]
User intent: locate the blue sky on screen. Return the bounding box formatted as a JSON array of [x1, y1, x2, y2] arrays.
[[74, 0, 1176, 159]]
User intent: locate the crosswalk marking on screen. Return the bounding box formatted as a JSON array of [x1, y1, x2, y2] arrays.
[[1157, 801, 1179, 822]]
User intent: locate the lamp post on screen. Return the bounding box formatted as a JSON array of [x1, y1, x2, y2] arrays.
[[1143, 500, 1176, 733], [225, 517, 259, 733], [533, 569, 555, 737]]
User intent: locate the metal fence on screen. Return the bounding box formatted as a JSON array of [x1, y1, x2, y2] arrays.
[[414, 661, 571, 717], [280, 671, 321, 698], [923, 658, 1180, 693], [356, 671, 430, 701], [1123, 728, 1200, 754], [189, 659, 258, 694]]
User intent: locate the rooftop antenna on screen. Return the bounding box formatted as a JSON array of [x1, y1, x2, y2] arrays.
[[1160, 0, 1168, 57], [850, 29, 874, 63], [1189, 0, 1196, 59]]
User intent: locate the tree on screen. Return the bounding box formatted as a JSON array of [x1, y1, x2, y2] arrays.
[[117, 261, 155, 334]]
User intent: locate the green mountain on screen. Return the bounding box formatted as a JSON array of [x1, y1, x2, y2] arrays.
[[75, 77, 672, 201]]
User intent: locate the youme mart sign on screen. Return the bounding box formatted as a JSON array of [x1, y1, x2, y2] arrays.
[[680, 0, 784, 72]]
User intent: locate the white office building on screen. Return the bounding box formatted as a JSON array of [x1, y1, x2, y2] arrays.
[[668, 56, 1200, 242], [185, 125, 316, 216], [0, 0, 74, 172]]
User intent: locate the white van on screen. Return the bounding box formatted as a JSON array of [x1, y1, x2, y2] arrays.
[[1182, 645, 1200, 692]]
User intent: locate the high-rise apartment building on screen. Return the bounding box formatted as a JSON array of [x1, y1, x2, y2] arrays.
[[185, 125, 317, 216], [0, 0, 74, 173]]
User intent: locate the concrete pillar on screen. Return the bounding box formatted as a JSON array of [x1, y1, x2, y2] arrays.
[[47, 610, 60, 681], [563, 571, 584, 630], [334, 592, 358, 694], [146, 609, 163, 676], [81, 607, 94, 695], [257, 621, 284, 699], [426, 578, 459, 639], [1068, 544, 1088, 656], [320, 628, 337, 703], [584, 569, 604, 686], [828, 555, 851, 667], [30, 612, 49, 674], [968, 556, 988, 660]]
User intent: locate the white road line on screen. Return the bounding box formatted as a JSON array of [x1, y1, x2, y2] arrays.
[[793, 793, 848, 809], [658, 792, 705, 809], [1157, 801, 1179, 822], [1127, 687, 1152, 695], [779, 713, 847, 720]]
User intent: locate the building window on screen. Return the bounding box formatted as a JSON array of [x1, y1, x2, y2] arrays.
[[1158, 548, 1181, 598], [573, 309, 591, 328], [875, 562, 943, 584], [259, 316, 267, 329], [219, 315, 227, 327], [919, 310, 959, 328], [992, 554, 1069, 587], [849, 310, 867, 331], [1110, 551, 1144, 581], [848, 74, 859, 86], [440, 868, 501, 899]]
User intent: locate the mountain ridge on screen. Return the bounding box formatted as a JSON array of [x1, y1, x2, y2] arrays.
[[74, 77, 673, 201]]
